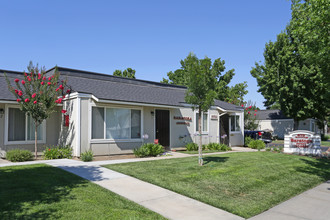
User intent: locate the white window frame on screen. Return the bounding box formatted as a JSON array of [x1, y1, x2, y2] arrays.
[[194, 110, 209, 134], [90, 105, 143, 143], [229, 113, 241, 133], [4, 104, 46, 145]]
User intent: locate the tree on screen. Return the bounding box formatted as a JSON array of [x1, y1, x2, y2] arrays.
[[4, 62, 70, 159], [251, 0, 329, 129], [113, 68, 136, 79], [161, 58, 247, 106], [183, 53, 218, 166], [243, 101, 259, 131]]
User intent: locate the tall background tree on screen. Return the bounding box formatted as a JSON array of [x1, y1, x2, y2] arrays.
[[113, 68, 136, 79], [251, 0, 329, 130], [5, 62, 70, 158], [182, 53, 222, 166], [161, 57, 247, 106]]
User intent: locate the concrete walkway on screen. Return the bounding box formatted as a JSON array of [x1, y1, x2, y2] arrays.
[[249, 180, 330, 220], [44, 159, 243, 220]]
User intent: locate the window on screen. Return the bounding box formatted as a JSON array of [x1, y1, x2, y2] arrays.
[[230, 115, 240, 132], [195, 112, 208, 132], [92, 107, 141, 140], [7, 107, 45, 142]]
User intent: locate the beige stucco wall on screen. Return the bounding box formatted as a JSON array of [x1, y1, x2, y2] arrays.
[[81, 99, 245, 155], [58, 98, 78, 156], [0, 103, 62, 157], [257, 119, 318, 139]]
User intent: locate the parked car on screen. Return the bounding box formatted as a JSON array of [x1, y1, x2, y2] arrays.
[[244, 130, 272, 144]]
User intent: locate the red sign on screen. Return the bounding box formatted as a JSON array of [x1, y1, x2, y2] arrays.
[[173, 116, 192, 121], [291, 134, 312, 148], [154, 139, 159, 144]]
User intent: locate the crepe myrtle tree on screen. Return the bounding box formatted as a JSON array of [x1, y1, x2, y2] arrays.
[[242, 101, 259, 131], [4, 62, 71, 159], [184, 53, 217, 166]]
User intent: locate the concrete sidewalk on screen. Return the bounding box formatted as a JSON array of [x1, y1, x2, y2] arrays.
[[249, 180, 330, 220], [46, 159, 243, 220]]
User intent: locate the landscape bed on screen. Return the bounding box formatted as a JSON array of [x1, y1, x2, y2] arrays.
[[0, 164, 165, 220], [104, 152, 330, 218]]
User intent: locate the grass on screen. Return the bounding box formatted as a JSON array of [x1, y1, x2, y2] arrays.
[[178, 150, 227, 154], [0, 164, 165, 220], [104, 152, 330, 218], [322, 141, 330, 147]]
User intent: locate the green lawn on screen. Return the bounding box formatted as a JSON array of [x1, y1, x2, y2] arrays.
[[104, 152, 330, 218], [0, 164, 165, 220]]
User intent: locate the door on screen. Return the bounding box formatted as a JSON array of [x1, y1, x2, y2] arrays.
[[156, 110, 170, 147], [220, 114, 230, 145]]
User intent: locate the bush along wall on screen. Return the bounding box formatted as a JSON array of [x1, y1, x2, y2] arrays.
[[43, 145, 73, 159], [133, 143, 164, 158], [6, 149, 33, 162]]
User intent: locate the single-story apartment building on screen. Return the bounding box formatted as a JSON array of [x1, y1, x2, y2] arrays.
[[0, 67, 244, 157], [255, 109, 321, 139]]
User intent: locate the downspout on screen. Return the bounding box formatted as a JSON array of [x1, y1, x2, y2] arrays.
[[76, 97, 81, 157]]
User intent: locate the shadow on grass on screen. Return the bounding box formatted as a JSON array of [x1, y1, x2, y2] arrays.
[[203, 156, 229, 165], [0, 164, 87, 219], [295, 158, 330, 181]]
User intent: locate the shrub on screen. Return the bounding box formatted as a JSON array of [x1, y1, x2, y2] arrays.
[[6, 149, 33, 162], [185, 142, 198, 151], [248, 140, 265, 151], [81, 150, 94, 162], [321, 134, 329, 141], [134, 143, 164, 158], [206, 143, 231, 151], [43, 145, 73, 159], [244, 136, 253, 147]]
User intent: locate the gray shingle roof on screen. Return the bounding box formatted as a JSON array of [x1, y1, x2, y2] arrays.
[[255, 109, 290, 120], [0, 67, 243, 111]]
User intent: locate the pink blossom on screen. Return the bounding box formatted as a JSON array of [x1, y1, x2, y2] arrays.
[[41, 81, 45, 85], [66, 89, 71, 94], [38, 73, 41, 79], [61, 109, 67, 114], [25, 98, 30, 103], [27, 77, 31, 81], [42, 76, 46, 81], [48, 77, 52, 81], [17, 99, 21, 102], [14, 78, 19, 83], [59, 85, 64, 90], [21, 80, 26, 85], [248, 111, 250, 114], [241, 104, 244, 107], [254, 113, 256, 116], [18, 91, 23, 96], [33, 101, 37, 104], [56, 88, 59, 92], [15, 89, 18, 94], [47, 82, 51, 86], [32, 93, 36, 98]]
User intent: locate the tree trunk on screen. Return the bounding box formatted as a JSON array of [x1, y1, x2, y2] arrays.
[[198, 107, 203, 166], [294, 119, 299, 131], [34, 122, 38, 160]]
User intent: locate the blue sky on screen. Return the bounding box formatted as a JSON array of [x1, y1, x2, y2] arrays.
[[0, 0, 291, 108]]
